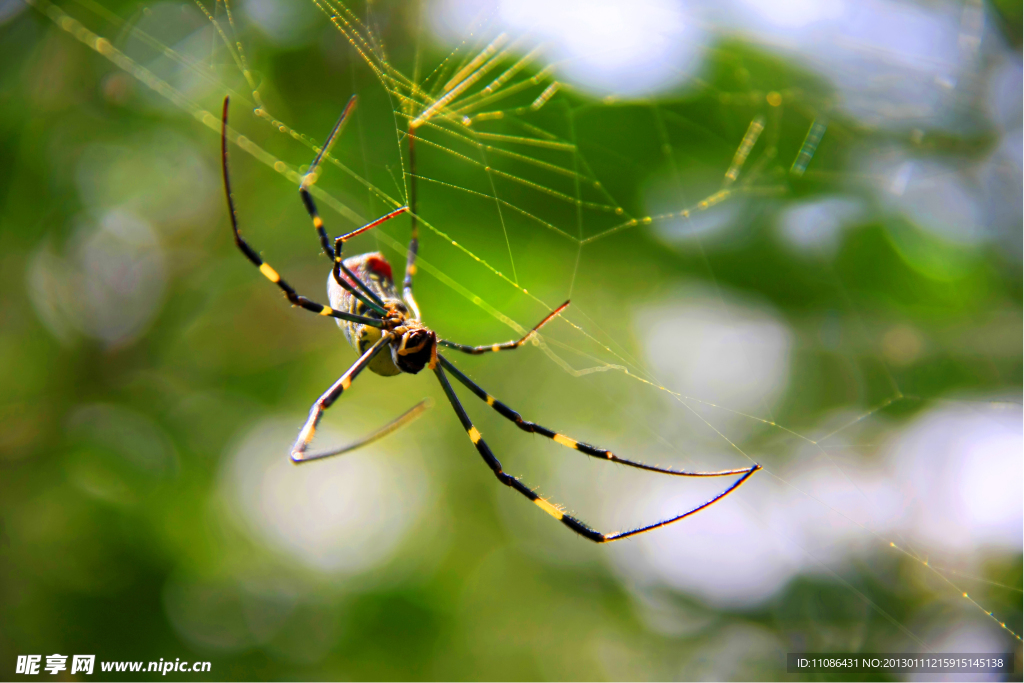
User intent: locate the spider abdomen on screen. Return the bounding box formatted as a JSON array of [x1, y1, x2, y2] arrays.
[[328, 252, 409, 376]]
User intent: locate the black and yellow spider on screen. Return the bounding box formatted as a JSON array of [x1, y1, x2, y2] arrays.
[[220, 96, 760, 543]]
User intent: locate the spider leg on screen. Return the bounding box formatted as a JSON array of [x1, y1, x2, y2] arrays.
[[290, 333, 394, 462], [403, 129, 421, 319], [293, 398, 433, 464], [294, 96, 405, 317], [438, 354, 760, 478], [439, 301, 570, 355], [299, 94, 357, 261], [433, 362, 760, 543], [331, 206, 408, 314], [220, 97, 383, 329]]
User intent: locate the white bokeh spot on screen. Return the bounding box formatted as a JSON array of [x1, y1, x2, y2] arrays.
[[223, 419, 431, 575]]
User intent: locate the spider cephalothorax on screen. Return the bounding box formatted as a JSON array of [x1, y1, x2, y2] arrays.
[[383, 311, 438, 375], [221, 95, 760, 543]]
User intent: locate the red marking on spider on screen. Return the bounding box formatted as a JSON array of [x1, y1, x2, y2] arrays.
[[365, 255, 393, 281]]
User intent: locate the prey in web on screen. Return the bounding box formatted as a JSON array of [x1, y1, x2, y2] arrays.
[[219, 95, 761, 543]]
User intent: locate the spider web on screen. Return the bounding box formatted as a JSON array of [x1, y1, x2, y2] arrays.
[[24, 0, 1022, 668]]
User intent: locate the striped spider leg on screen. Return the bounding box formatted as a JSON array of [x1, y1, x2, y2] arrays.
[[287, 332, 431, 464], [221, 97, 382, 329], [403, 128, 421, 320], [439, 301, 571, 355], [330, 206, 409, 317], [290, 333, 392, 462], [434, 356, 760, 542], [287, 333, 429, 463], [299, 94, 357, 262], [295, 95, 408, 319]]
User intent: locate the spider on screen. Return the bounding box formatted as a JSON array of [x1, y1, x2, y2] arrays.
[[220, 96, 760, 543]]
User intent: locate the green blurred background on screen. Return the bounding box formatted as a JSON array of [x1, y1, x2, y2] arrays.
[[1, 0, 1021, 679]]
